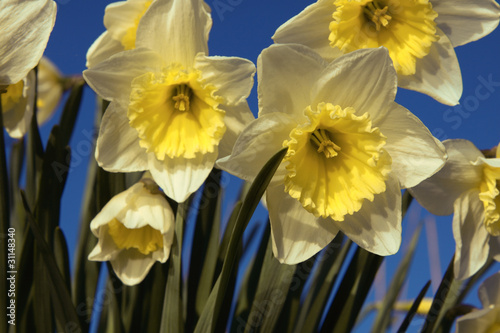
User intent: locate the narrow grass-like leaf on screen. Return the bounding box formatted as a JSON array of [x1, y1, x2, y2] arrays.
[[21, 190, 82, 331], [371, 225, 422, 332], [301, 236, 352, 333], [54, 226, 71, 293], [294, 233, 345, 332], [320, 247, 384, 333], [421, 254, 455, 333], [145, 263, 169, 333], [246, 239, 296, 333], [398, 280, 431, 332], [194, 148, 287, 333], [58, 78, 85, 147], [160, 201, 187, 333], [231, 222, 270, 331]]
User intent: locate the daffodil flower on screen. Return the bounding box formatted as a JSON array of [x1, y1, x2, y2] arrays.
[[217, 45, 446, 264], [0, 0, 57, 86], [83, 0, 255, 202], [88, 179, 175, 286], [272, 0, 500, 106], [87, 0, 155, 68], [456, 271, 500, 332], [2, 57, 64, 139], [410, 140, 500, 280]]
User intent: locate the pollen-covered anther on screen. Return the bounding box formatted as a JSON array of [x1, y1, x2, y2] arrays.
[[364, 2, 392, 31], [310, 128, 341, 158], [172, 84, 192, 112]]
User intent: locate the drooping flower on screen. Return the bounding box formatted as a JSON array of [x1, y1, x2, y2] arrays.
[[2, 57, 65, 139], [83, 0, 255, 203], [410, 140, 500, 280], [86, 0, 155, 68], [272, 0, 500, 106], [456, 271, 500, 332], [88, 178, 175, 286], [217, 45, 446, 264], [0, 0, 57, 86]]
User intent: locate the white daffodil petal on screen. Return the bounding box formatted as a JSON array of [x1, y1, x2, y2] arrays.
[[83, 47, 164, 103], [334, 174, 402, 256], [194, 54, 255, 105], [267, 185, 339, 264], [104, 0, 150, 41], [136, 0, 211, 67], [37, 57, 63, 125], [479, 271, 500, 307], [218, 101, 255, 158], [110, 249, 157, 286], [456, 307, 500, 333], [148, 150, 217, 203], [257, 44, 327, 119], [272, 0, 343, 62], [216, 112, 298, 187], [3, 70, 36, 139], [96, 102, 148, 172], [434, 0, 500, 47], [397, 29, 462, 106], [312, 47, 397, 123], [453, 190, 490, 280], [409, 139, 483, 216], [377, 103, 446, 188], [86, 31, 125, 69], [0, 0, 57, 85], [88, 232, 121, 262]]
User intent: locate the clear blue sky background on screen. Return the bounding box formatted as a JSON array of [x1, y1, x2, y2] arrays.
[[12, 0, 500, 331]]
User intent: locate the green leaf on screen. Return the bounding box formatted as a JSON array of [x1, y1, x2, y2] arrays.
[[53, 227, 71, 294], [371, 225, 422, 332], [398, 280, 431, 332], [301, 236, 352, 333], [58, 78, 85, 147], [21, 190, 82, 331], [194, 147, 287, 333], [243, 237, 296, 333], [421, 254, 456, 333], [160, 201, 187, 333], [320, 247, 384, 333]]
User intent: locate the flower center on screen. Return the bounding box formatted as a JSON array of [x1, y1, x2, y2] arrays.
[[1, 80, 24, 112], [363, 1, 392, 31], [172, 84, 192, 112], [283, 103, 392, 221], [329, 0, 439, 75], [107, 218, 164, 255], [479, 163, 500, 236], [120, 0, 153, 50], [310, 128, 342, 158], [128, 65, 225, 160]]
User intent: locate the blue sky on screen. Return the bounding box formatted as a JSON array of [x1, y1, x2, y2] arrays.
[[19, 0, 500, 331]]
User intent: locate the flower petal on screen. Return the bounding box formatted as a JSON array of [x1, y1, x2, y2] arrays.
[[434, 0, 500, 47], [86, 31, 125, 68], [409, 139, 483, 216], [194, 54, 255, 106], [37, 57, 63, 125], [272, 0, 343, 62], [334, 174, 402, 256], [148, 150, 217, 203], [136, 0, 211, 66], [216, 112, 298, 187], [266, 184, 339, 264], [83, 47, 164, 103], [456, 307, 500, 333], [376, 103, 446, 188], [96, 102, 148, 172], [104, 0, 150, 41], [311, 47, 397, 123], [478, 271, 500, 307], [110, 249, 156, 286], [218, 101, 255, 158], [452, 190, 490, 280], [257, 44, 327, 119], [397, 28, 462, 106], [0, 0, 57, 85]]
